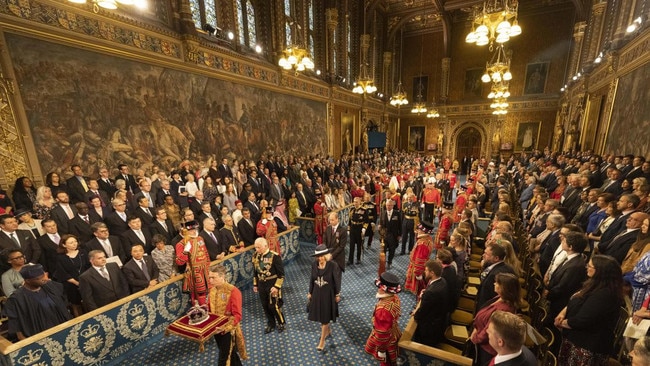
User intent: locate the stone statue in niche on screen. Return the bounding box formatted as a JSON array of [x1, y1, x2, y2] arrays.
[[437, 131, 444, 151], [492, 131, 501, 152]]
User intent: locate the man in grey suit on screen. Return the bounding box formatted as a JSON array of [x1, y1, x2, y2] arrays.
[[79, 250, 130, 312]]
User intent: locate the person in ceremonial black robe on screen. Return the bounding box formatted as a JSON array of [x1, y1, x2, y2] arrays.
[[2, 264, 71, 341]]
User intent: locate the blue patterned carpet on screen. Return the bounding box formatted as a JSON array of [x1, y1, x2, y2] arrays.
[[107, 239, 418, 366]]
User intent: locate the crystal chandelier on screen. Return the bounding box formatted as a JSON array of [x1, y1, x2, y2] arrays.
[[353, 34, 377, 94], [465, 0, 521, 49], [390, 29, 408, 107], [278, 17, 314, 74], [68, 0, 147, 12], [482, 45, 512, 83], [487, 81, 511, 99], [491, 98, 509, 115], [426, 106, 440, 118]]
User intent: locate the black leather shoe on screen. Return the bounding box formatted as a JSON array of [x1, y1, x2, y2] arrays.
[[386, 263, 392, 270], [356, 261, 361, 265], [346, 261, 353, 265], [264, 325, 275, 334], [277, 324, 285, 333]]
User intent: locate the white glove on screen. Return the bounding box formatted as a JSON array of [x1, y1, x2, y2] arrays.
[[416, 275, 423, 280], [262, 219, 268, 225], [362, 229, 366, 236], [377, 351, 386, 360], [420, 203, 425, 208], [184, 243, 192, 252]]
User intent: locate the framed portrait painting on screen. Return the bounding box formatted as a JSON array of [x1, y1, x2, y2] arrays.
[[464, 68, 484, 98], [341, 112, 355, 155], [515, 121, 541, 151], [524, 62, 549, 95], [408, 126, 426, 152]]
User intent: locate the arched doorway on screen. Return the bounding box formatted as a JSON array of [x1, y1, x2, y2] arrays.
[[455, 126, 482, 162]]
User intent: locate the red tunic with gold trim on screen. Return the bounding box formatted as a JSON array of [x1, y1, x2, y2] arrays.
[[208, 282, 248, 361], [365, 294, 402, 366], [313, 200, 328, 245], [256, 219, 281, 255], [422, 187, 441, 207], [405, 234, 434, 295], [175, 236, 211, 305], [434, 213, 453, 250], [453, 192, 468, 223]]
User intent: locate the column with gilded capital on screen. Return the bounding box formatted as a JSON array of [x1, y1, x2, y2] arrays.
[[567, 22, 586, 79], [583, 1, 608, 66], [440, 58, 450, 103]]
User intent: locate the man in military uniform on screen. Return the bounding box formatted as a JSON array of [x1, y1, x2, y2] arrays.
[[363, 192, 377, 249], [421, 178, 441, 223], [252, 237, 286, 334], [348, 197, 369, 265], [436, 170, 451, 204], [379, 199, 401, 270], [400, 190, 419, 255]]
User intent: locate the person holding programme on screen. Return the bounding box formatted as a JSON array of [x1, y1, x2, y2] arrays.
[[365, 271, 402, 366], [79, 250, 130, 312], [307, 244, 341, 351], [252, 237, 286, 333], [554, 255, 624, 365], [208, 264, 248, 366]]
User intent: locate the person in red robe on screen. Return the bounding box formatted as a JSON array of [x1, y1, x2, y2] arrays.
[[453, 185, 468, 223], [176, 220, 211, 305], [313, 189, 328, 245], [365, 272, 402, 366], [435, 202, 454, 251], [256, 207, 281, 255], [405, 221, 435, 297]]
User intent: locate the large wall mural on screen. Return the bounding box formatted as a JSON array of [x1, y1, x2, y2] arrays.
[[6, 34, 327, 177], [606, 62, 650, 155]]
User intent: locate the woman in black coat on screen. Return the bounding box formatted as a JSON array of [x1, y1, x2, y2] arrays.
[[11, 176, 37, 212], [307, 244, 341, 351], [554, 254, 623, 365]]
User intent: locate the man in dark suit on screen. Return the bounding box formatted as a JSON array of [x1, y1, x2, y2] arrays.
[[105, 198, 130, 237], [323, 212, 348, 272], [50, 191, 78, 235], [237, 207, 258, 246], [476, 243, 515, 311], [156, 179, 174, 206], [85, 179, 110, 208], [248, 170, 264, 201], [199, 217, 224, 260], [538, 214, 565, 276], [132, 179, 155, 211], [0, 214, 41, 270], [217, 158, 233, 180], [244, 192, 262, 224], [66, 164, 90, 204], [486, 311, 538, 365], [116, 163, 140, 194], [133, 196, 155, 226], [85, 222, 127, 265], [598, 194, 640, 251], [601, 212, 648, 263], [268, 176, 284, 206], [37, 219, 62, 277], [68, 202, 95, 244], [544, 231, 587, 353], [79, 250, 130, 311], [121, 216, 153, 254], [571, 188, 600, 231], [98, 167, 117, 199], [122, 243, 159, 293], [149, 207, 177, 245], [413, 260, 449, 347], [379, 199, 401, 270], [602, 169, 623, 197]]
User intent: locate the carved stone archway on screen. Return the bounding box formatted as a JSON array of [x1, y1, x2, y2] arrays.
[[449, 121, 489, 159]]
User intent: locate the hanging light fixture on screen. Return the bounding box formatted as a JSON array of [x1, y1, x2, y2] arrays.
[[68, 0, 147, 12], [482, 44, 512, 84], [426, 104, 440, 118], [465, 0, 521, 50], [352, 35, 377, 94], [487, 81, 511, 99], [411, 32, 427, 114], [390, 28, 408, 107], [278, 1, 314, 75]]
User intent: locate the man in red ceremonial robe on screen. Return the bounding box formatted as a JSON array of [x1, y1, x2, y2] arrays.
[[176, 220, 211, 305], [405, 221, 435, 297], [435, 202, 454, 251], [313, 188, 328, 245], [453, 185, 468, 223], [365, 272, 402, 366]]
